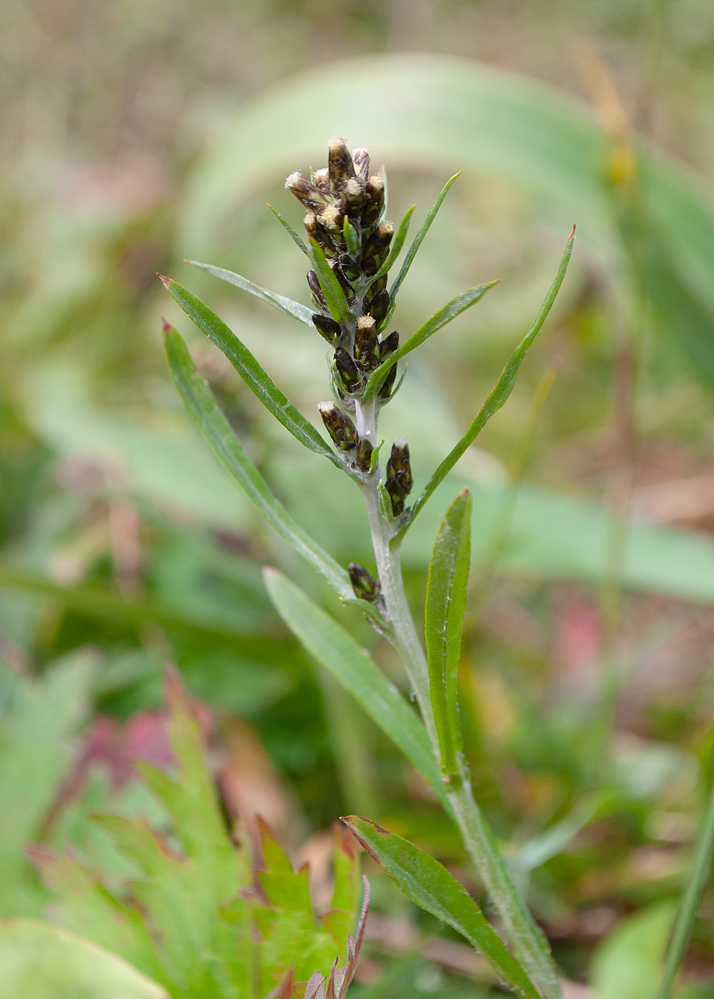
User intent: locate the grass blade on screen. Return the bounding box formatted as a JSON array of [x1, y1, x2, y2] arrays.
[[383, 173, 461, 326], [657, 776, 714, 999], [160, 278, 339, 465], [307, 239, 353, 325], [372, 205, 416, 287], [400, 225, 575, 538], [366, 282, 497, 399], [267, 204, 308, 255], [263, 568, 452, 816], [425, 490, 472, 785], [185, 259, 313, 326], [342, 817, 542, 999], [164, 325, 358, 605]]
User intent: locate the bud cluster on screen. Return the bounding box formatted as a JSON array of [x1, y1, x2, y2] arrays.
[[285, 137, 400, 405]]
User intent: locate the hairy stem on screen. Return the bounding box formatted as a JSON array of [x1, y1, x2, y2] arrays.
[[354, 398, 562, 999]]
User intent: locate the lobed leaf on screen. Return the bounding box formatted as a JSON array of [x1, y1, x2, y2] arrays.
[[425, 490, 472, 784], [163, 326, 356, 605], [307, 239, 353, 325], [185, 258, 313, 325], [400, 225, 575, 538], [342, 818, 542, 999], [161, 279, 338, 463], [263, 568, 452, 816], [366, 282, 497, 399]]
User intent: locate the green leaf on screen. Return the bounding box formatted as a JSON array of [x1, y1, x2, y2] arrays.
[[184, 258, 313, 325], [425, 490, 472, 784], [384, 174, 460, 325], [267, 204, 308, 255], [263, 568, 452, 816], [402, 225, 575, 536], [343, 216, 361, 260], [372, 204, 416, 287], [0, 654, 93, 917], [0, 921, 167, 999], [366, 282, 497, 399], [342, 818, 542, 999], [161, 280, 337, 463], [307, 239, 353, 325], [164, 326, 360, 608], [591, 902, 676, 999]]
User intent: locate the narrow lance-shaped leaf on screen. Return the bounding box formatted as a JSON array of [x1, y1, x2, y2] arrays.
[[263, 568, 453, 817], [163, 325, 363, 611], [307, 239, 353, 325], [366, 282, 497, 399], [399, 225, 576, 540], [160, 276, 340, 466], [267, 204, 308, 255], [425, 490, 472, 786], [342, 817, 542, 999], [372, 205, 416, 286], [185, 258, 313, 325], [383, 172, 461, 327]]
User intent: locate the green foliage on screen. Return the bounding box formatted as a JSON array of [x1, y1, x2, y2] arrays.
[[34, 670, 361, 999], [0, 921, 168, 999]]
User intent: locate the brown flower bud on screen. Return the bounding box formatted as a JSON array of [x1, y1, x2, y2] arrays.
[[365, 288, 389, 326], [319, 204, 342, 232], [307, 270, 327, 311], [354, 316, 380, 371], [327, 136, 356, 193], [317, 402, 359, 451], [378, 362, 398, 401], [386, 438, 413, 497], [380, 330, 399, 360], [352, 148, 371, 183], [313, 167, 330, 191], [361, 220, 393, 276], [362, 175, 385, 226], [348, 562, 380, 602], [334, 347, 362, 394], [343, 177, 366, 219], [285, 171, 329, 210], [354, 437, 374, 473], [312, 313, 341, 345]]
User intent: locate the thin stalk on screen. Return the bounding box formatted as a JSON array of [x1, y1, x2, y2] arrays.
[[354, 397, 562, 999], [657, 776, 714, 999]]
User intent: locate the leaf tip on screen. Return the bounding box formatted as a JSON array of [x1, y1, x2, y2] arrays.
[[157, 273, 171, 287], [160, 316, 173, 335]]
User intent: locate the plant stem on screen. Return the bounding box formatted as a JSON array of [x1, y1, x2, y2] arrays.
[[354, 397, 562, 999]]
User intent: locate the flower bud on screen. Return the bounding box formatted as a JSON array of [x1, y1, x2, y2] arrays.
[[307, 270, 327, 311], [354, 437, 374, 473], [313, 167, 330, 191], [317, 402, 359, 451], [361, 221, 393, 276], [312, 313, 342, 345], [379, 330, 399, 360], [385, 438, 413, 515], [378, 362, 398, 401], [348, 562, 380, 602], [362, 175, 385, 227], [334, 348, 362, 394], [343, 177, 366, 218], [285, 171, 329, 210], [319, 204, 342, 233], [327, 136, 356, 193], [354, 315, 380, 371], [351, 148, 371, 183], [366, 288, 389, 326]]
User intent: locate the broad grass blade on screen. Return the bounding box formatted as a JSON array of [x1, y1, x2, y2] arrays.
[[425, 490, 472, 784], [161, 278, 340, 465], [185, 259, 313, 326], [402, 225, 575, 536], [263, 568, 452, 816], [164, 326, 354, 604], [342, 817, 542, 999]]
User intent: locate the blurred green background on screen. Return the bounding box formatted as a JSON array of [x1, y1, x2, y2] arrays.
[[3, 0, 714, 995]]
